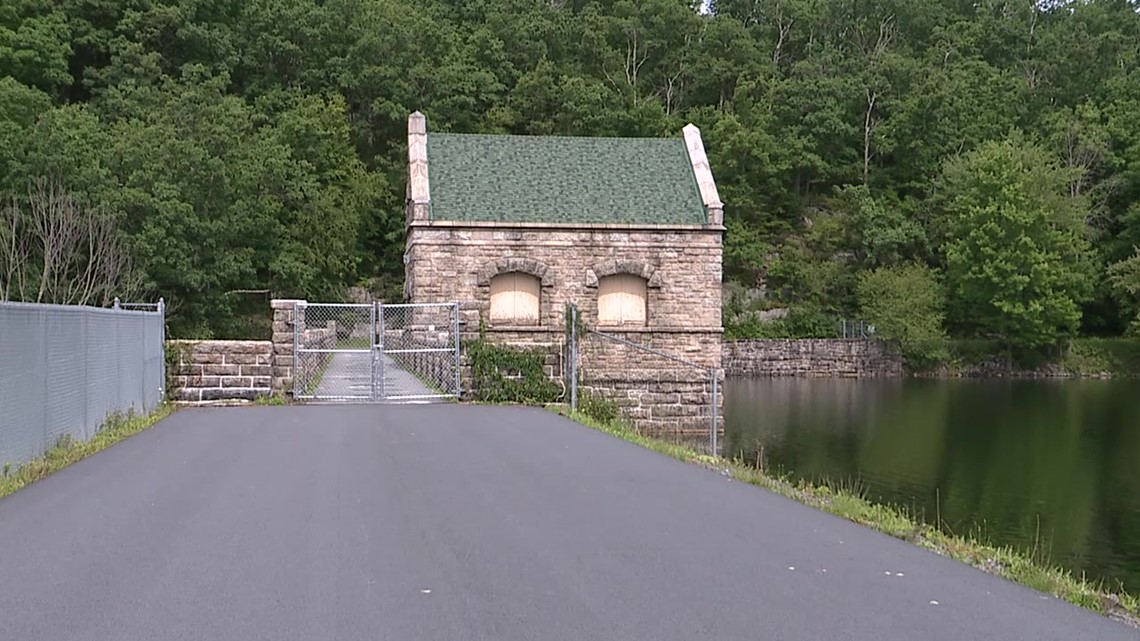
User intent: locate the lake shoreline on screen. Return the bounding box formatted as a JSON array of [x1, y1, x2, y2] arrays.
[[553, 404, 1140, 629], [723, 337, 1140, 379]]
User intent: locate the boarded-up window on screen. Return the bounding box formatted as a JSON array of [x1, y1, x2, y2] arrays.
[[490, 272, 540, 325], [598, 274, 647, 325]]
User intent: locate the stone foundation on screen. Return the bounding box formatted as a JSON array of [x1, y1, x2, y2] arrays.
[[168, 340, 273, 402], [579, 329, 723, 447], [723, 339, 903, 378], [458, 326, 724, 446]]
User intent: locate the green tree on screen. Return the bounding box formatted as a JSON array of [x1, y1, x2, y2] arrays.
[[857, 263, 949, 368], [940, 134, 1095, 349], [1108, 249, 1140, 335]]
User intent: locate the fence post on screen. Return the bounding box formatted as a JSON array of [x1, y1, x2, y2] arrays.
[[113, 297, 120, 310], [570, 304, 578, 412], [377, 302, 386, 401], [370, 302, 379, 402], [453, 301, 461, 398], [292, 302, 301, 398], [710, 367, 719, 457], [158, 298, 166, 402]]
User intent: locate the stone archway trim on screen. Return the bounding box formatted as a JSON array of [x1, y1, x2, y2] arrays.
[[585, 259, 662, 288], [476, 257, 554, 287]]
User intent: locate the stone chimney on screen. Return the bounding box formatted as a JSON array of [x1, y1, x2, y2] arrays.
[[407, 111, 430, 226], [682, 123, 724, 227]]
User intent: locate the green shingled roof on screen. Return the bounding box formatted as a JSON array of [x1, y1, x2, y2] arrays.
[[425, 132, 708, 225]]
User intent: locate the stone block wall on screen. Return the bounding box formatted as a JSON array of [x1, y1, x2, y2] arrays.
[[271, 299, 302, 395], [405, 224, 725, 439], [168, 340, 273, 402], [579, 329, 724, 448], [581, 376, 723, 449], [269, 300, 336, 396], [459, 328, 567, 400], [723, 339, 903, 378], [455, 325, 724, 447], [405, 226, 724, 334]]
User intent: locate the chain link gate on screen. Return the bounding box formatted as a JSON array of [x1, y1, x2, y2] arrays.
[[293, 302, 460, 403]]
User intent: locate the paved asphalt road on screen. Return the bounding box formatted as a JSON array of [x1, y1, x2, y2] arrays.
[[0, 405, 1134, 641]]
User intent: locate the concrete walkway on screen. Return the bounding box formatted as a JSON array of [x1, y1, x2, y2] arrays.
[[0, 405, 1132, 640], [311, 351, 441, 401]]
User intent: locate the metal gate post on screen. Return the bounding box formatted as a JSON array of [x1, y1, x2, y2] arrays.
[[158, 297, 166, 401], [370, 302, 378, 402], [453, 301, 461, 398], [710, 367, 719, 456], [292, 302, 301, 398], [377, 302, 386, 401], [570, 304, 578, 411]]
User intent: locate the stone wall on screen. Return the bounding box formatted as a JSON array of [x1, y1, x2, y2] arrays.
[[579, 328, 724, 446], [405, 226, 723, 334], [723, 339, 903, 378], [456, 325, 724, 446], [270, 299, 300, 395], [269, 300, 336, 396], [406, 224, 724, 437], [168, 340, 273, 402]]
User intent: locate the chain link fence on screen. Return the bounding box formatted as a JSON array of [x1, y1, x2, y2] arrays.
[[293, 303, 372, 401], [0, 300, 166, 470], [380, 303, 460, 402], [292, 301, 460, 402], [840, 319, 876, 339]]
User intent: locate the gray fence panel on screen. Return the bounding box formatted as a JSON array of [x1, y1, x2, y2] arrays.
[[45, 309, 86, 446], [0, 306, 45, 467], [85, 310, 115, 438], [0, 301, 165, 470]]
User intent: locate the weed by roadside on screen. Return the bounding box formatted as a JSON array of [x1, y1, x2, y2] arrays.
[[0, 404, 176, 501]]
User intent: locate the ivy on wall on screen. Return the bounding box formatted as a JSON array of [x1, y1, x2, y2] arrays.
[[164, 341, 192, 401], [465, 337, 562, 405]]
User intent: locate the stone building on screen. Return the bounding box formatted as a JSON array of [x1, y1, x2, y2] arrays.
[[403, 112, 725, 438]]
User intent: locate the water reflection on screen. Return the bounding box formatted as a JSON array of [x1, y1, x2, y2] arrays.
[[724, 377, 1140, 592]]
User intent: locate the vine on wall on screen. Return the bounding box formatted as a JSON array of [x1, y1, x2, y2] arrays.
[[164, 341, 193, 401], [465, 336, 561, 405]]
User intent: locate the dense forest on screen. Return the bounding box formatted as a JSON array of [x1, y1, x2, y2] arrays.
[[1, 0, 1139, 351]]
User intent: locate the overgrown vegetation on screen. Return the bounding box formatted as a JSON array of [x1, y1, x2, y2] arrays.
[[3, 1, 1140, 344], [466, 337, 561, 405], [163, 341, 191, 401], [0, 404, 175, 500], [908, 337, 1140, 377], [1060, 339, 1140, 377], [578, 389, 621, 425], [857, 263, 949, 368], [553, 405, 1140, 628]]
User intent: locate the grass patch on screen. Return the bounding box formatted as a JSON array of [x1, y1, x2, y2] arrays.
[[922, 337, 1140, 378], [336, 336, 372, 349], [550, 405, 1140, 628], [1062, 338, 1140, 377], [0, 404, 176, 501]]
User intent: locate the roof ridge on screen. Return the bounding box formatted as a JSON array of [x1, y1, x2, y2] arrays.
[[427, 131, 683, 143]]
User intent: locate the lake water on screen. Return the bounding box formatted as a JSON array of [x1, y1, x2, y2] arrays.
[[723, 377, 1140, 593]]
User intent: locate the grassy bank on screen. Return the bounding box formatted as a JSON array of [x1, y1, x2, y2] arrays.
[[926, 337, 1140, 378], [552, 406, 1140, 628], [0, 404, 176, 501]]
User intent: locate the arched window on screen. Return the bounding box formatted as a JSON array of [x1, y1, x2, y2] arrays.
[[490, 272, 541, 325], [598, 274, 647, 325]]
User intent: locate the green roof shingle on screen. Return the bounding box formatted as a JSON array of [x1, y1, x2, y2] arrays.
[[425, 132, 708, 225]]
